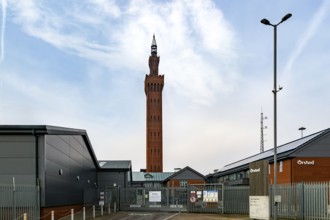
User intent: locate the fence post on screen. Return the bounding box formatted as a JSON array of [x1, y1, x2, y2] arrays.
[[101, 205, 103, 216], [23, 213, 27, 220], [83, 207, 85, 220], [108, 203, 111, 214], [51, 210, 54, 220], [93, 205, 95, 219], [71, 208, 74, 220], [114, 202, 116, 212]]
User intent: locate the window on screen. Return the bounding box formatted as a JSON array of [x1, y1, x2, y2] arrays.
[[229, 174, 236, 181], [279, 161, 283, 172], [180, 180, 187, 187]]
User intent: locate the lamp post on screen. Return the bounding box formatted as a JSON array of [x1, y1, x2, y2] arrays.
[[261, 13, 292, 220]]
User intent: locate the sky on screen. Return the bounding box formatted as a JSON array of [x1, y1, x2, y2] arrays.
[[0, 0, 330, 175]]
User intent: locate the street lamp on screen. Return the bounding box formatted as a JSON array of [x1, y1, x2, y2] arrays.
[[261, 13, 292, 220]]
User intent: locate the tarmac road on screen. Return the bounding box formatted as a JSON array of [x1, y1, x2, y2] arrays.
[[91, 212, 250, 220]]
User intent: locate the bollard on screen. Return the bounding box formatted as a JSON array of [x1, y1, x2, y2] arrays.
[[114, 202, 116, 213], [108, 204, 111, 214], [71, 209, 74, 220], [83, 207, 86, 220], [93, 205, 95, 219], [101, 205, 103, 216], [51, 211, 54, 220], [23, 213, 27, 220]]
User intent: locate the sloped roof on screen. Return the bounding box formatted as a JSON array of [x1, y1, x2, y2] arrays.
[[213, 128, 330, 177], [0, 125, 100, 168], [132, 172, 174, 182], [99, 160, 131, 170], [164, 166, 205, 182]]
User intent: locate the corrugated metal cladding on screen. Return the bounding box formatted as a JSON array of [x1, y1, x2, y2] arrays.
[[0, 135, 37, 185], [45, 135, 97, 207]]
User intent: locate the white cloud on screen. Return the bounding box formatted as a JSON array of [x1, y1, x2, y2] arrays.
[[8, 0, 238, 105], [283, 1, 330, 78], [0, 0, 7, 63]]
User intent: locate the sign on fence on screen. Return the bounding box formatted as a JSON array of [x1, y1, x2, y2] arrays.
[[149, 191, 161, 202], [249, 196, 270, 219]]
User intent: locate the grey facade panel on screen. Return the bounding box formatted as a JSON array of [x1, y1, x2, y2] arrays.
[[0, 158, 35, 174], [0, 142, 35, 157], [292, 133, 330, 157], [44, 135, 97, 207], [46, 142, 72, 168], [0, 135, 35, 142], [0, 134, 38, 186], [0, 174, 35, 185], [98, 172, 127, 188], [46, 135, 70, 156]]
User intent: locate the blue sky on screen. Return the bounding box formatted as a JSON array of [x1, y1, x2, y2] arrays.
[[1, 0, 330, 174]]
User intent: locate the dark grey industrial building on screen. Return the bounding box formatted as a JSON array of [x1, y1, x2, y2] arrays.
[[0, 125, 132, 217], [98, 160, 132, 188]]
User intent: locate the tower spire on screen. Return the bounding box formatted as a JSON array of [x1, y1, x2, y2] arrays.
[[151, 34, 157, 55]]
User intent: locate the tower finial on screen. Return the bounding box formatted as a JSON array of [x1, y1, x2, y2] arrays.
[[151, 34, 157, 55]]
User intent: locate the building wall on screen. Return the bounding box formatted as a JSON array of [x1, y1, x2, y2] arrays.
[[98, 171, 128, 188], [145, 74, 164, 172], [269, 159, 292, 184], [44, 135, 97, 207], [292, 157, 330, 183], [0, 134, 45, 186]]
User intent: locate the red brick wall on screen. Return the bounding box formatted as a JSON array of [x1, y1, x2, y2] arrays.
[[40, 204, 82, 220], [292, 157, 330, 183], [269, 159, 292, 184], [145, 73, 164, 172], [269, 157, 330, 184]]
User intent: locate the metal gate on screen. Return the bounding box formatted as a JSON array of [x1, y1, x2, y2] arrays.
[[187, 184, 224, 213], [117, 184, 249, 214], [119, 187, 187, 212]]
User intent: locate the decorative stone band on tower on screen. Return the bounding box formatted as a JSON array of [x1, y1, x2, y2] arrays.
[[145, 35, 164, 172]]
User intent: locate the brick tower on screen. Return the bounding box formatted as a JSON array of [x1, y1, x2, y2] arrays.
[[145, 35, 164, 172]]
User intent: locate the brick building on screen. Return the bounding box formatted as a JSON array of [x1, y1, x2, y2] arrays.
[[144, 35, 164, 172], [207, 128, 330, 185]]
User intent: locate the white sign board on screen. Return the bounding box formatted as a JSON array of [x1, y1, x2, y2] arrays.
[[149, 191, 161, 202], [249, 196, 270, 219], [203, 190, 218, 202]]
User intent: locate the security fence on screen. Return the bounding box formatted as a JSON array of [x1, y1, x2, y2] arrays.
[[117, 184, 250, 214], [271, 182, 330, 219], [0, 184, 40, 220], [224, 185, 249, 214]]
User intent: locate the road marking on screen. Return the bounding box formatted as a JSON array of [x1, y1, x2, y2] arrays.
[[163, 213, 180, 220], [129, 213, 153, 216]]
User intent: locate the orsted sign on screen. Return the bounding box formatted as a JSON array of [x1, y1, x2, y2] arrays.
[[297, 160, 315, 165], [250, 168, 260, 173]]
